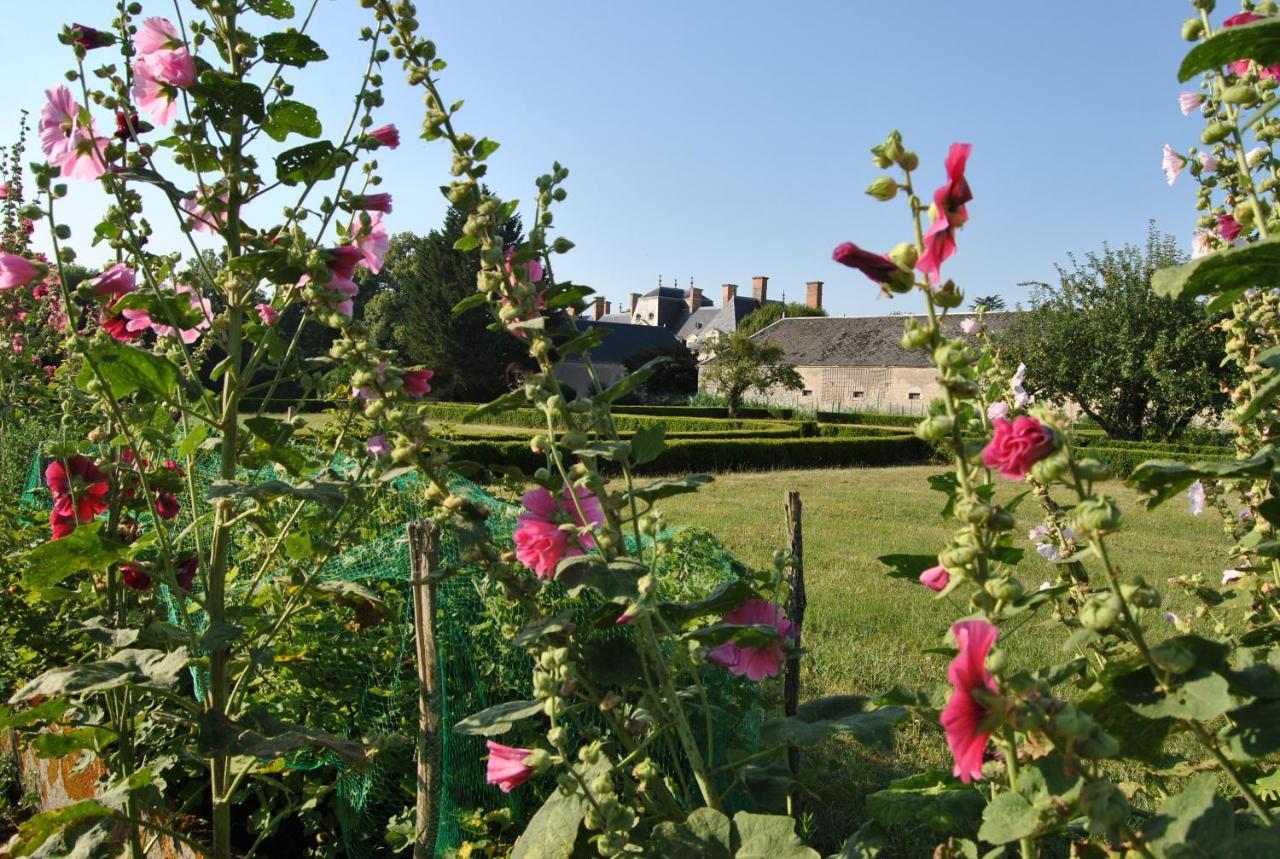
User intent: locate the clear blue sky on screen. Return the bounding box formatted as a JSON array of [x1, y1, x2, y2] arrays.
[[1, 2, 1201, 316]]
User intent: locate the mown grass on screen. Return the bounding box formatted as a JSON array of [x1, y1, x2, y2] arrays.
[[657, 465, 1227, 854]]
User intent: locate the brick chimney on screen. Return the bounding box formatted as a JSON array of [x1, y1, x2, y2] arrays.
[[629, 292, 640, 315], [686, 286, 702, 314], [604, 300, 613, 316], [722, 283, 738, 306], [806, 281, 823, 311], [591, 297, 604, 320], [752, 275, 768, 304]]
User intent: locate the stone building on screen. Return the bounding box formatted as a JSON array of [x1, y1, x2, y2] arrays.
[[718, 311, 1015, 414]]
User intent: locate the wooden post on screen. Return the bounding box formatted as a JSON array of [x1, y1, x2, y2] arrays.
[[783, 491, 805, 776], [408, 521, 441, 859]]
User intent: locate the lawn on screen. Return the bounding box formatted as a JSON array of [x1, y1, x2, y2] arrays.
[[657, 465, 1227, 853]]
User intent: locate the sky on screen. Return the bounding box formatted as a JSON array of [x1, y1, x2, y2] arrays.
[[0, 1, 1206, 317]]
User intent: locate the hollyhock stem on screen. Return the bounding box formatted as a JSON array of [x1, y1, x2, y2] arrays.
[[1000, 726, 1037, 859]]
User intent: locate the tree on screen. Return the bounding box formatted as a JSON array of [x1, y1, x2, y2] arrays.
[[970, 295, 1006, 311], [620, 340, 698, 404], [737, 301, 826, 337], [1000, 225, 1231, 441], [363, 203, 528, 400], [701, 331, 803, 416]]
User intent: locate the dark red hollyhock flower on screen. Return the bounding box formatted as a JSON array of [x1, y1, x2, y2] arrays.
[[832, 241, 903, 285], [155, 492, 180, 520], [49, 509, 78, 540], [114, 111, 152, 142], [71, 23, 115, 50], [120, 563, 152, 591], [327, 244, 363, 281], [402, 369, 434, 398], [45, 455, 110, 523], [917, 143, 973, 283], [176, 557, 198, 592], [367, 124, 400, 149]]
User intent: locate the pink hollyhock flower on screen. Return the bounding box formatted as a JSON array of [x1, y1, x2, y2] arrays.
[[917, 142, 973, 284], [1198, 153, 1219, 172], [45, 455, 110, 523], [101, 310, 141, 342], [181, 188, 231, 233], [0, 254, 46, 290], [981, 416, 1056, 479], [367, 124, 400, 149], [1179, 92, 1205, 115], [1192, 231, 1213, 259], [961, 318, 978, 335], [131, 58, 180, 127], [86, 263, 136, 300], [176, 557, 198, 592], [1162, 145, 1186, 186], [354, 193, 393, 213], [705, 598, 796, 682], [919, 565, 950, 592], [485, 740, 535, 793], [941, 619, 999, 784], [832, 241, 905, 288], [504, 247, 544, 285], [122, 284, 213, 344], [367, 434, 389, 458], [402, 369, 433, 398], [327, 244, 364, 281], [136, 17, 181, 54], [39, 86, 107, 181], [0, 183, 10, 199], [49, 510, 78, 540], [513, 485, 606, 579], [255, 303, 278, 325], [120, 563, 152, 591], [352, 212, 389, 274], [1219, 213, 1243, 242], [1010, 363, 1030, 409]]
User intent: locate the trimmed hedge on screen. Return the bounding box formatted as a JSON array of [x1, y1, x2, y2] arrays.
[[452, 434, 930, 474], [816, 410, 922, 428], [612, 405, 797, 420], [1081, 442, 1236, 478], [425, 403, 790, 435], [442, 426, 807, 444]]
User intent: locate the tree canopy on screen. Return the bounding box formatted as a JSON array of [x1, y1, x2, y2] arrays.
[[363, 203, 528, 400], [737, 301, 826, 337], [701, 331, 803, 416], [1000, 225, 1231, 441]]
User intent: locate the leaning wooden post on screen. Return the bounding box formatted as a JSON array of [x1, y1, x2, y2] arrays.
[[783, 491, 806, 777], [408, 521, 441, 859]]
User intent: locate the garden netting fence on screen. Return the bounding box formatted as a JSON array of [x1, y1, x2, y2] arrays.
[[20, 452, 766, 857]]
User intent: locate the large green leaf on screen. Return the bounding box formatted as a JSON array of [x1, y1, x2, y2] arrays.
[[597, 356, 668, 404], [261, 31, 328, 67], [1220, 698, 1280, 760], [208, 478, 346, 509], [262, 99, 321, 141], [1151, 237, 1280, 299], [78, 341, 181, 400], [275, 140, 352, 185], [1179, 17, 1280, 81], [247, 0, 295, 17], [510, 759, 607, 859], [462, 389, 528, 423], [453, 699, 544, 736], [650, 807, 733, 859], [192, 71, 264, 129], [863, 770, 984, 835], [1114, 666, 1237, 722], [1128, 454, 1280, 509], [10, 648, 189, 703], [658, 579, 757, 627], [23, 524, 129, 590], [554, 556, 643, 601], [1139, 773, 1235, 857], [630, 423, 667, 465], [732, 811, 819, 859], [10, 801, 111, 858], [977, 790, 1040, 845], [622, 474, 713, 505], [760, 696, 906, 749]]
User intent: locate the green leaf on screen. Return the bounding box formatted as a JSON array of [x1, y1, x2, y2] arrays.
[[1152, 236, 1280, 299], [622, 474, 713, 505], [597, 356, 669, 404], [658, 579, 757, 627], [1240, 371, 1280, 424], [262, 99, 322, 142], [1140, 773, 1235, 857], [977, 790, 1040, 845], [261, 31, 328, 67], [555, 556, 643, 601], [10, 648, 189, 703], [177, 423, 210, 458], [31, 726, 116, 758], [510, 759, 608, 859], [462, 389, 528, 423], [1079, 682, 1173, 764], [453, 699, 544, 737], [583, 637, 644, 688], [1128, 453, 1279, 509], [877, 553, 937, 582], [512, 610, 576, 646], [760, 696, 906, 750], [630, 424, 667, 465], [650, 808, 733, 859], [1114, 666, 1236, 722], [275, 141, 352, 186], [1179, 17, 1280, 81], [732, 811, 819, 859], [247, 0, 295, 16], [234, 727, 379, 770], [208, 478, 346, 509], [0, 699, 72, 730], [472, 137, 500, 160], [22, 523, 129, 590], [451, 292, 488, 315], [452, 235, 480, 252], [78, 341, 181, 400], [11, 801, 112, 857], [863, 770, 983, 836], [1220, 698, 1280, 760], [192, 71, 264, 129]]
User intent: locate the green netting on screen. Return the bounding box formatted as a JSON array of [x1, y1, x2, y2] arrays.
[[22, 454, 764, 857]]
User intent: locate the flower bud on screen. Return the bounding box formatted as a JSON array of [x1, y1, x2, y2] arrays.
[[988, 508, 1016, 532], [915, 414, 955, 442], [1182, 17, 1205, 41], [889, 242, 919, 270], [933, 340, 972, 369], [1080, 592, 1123, 632], [1120, 576, 1161, 609], [1052, 704, 1094, 737], [940, 544, 978, 569], [933, 280, 964, 308], [1029, 452, 1070, 483], [1072, 496, 1121, 534], [1150, 639, 1195, 674], [990, 577, 1025, 603], [884, 268, 916, 294], [561, 430, 589, 449], [901, 318, 934, 350], [865, 176, 898, 201], [1080, 780, 1129, 830], [1074, 458, 1111, 482], [985, 648, 1009, 675], [523, 748, 553, 773], [899, 150, 919, 171], [547, 726, 568, 748], [1234, 202, 1257, 228], [1223, 85, 1259, 107], [1201, 121, 1232, 145]]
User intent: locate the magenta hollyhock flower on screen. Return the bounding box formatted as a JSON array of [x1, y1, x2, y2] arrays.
[[981, 416, 1055, 479], [832, 241, 904, 287], [45, 455, 110, 523], [39, 86, 107, 181], [255, 303, 279, 325], [705, 599, 796, 682], [354, 193, 393, 213], [0, 254, 46, 290], [49, 509, 78, 540], [917, 142, 973, 284], [367, 434, 389, 458], [941, 619, 999, 784], [1219, 213, 1243, 242], [176, 557, 198, 592], [1162, 144, 1186, 186], [1179, 92, 1205, 115], [86, 263, 136, 300], [402, 369, 433, 398], [367, 124, 400, 149], [513, 485, 606, 579], [120, 563, 152, 591], [327, 244, 364, 281], [101, 310, 141, 342], [353, 212, 389, 274], [181, 188, 231, 233], [485, 741, 535, 793], [71, 23, 114, 50], [919, 565, 950, 592]]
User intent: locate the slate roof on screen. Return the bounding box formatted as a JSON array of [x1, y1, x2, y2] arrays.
[[565, 320, 681, 364], [751, 311, 1017, 368]]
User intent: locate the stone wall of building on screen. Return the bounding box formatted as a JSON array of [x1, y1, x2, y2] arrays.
[[701, 364, 941, 414]]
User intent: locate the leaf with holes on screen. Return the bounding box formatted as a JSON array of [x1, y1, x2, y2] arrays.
[[261, 31, 328, 66]]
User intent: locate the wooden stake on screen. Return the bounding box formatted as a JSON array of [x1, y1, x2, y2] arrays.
[[408, 521, 441, 859], [783, 491, 805, 777]]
